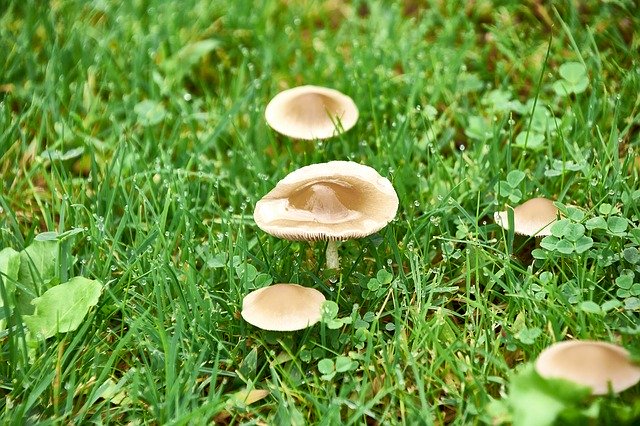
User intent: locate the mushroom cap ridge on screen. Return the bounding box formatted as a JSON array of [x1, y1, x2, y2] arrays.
[[241, 283, 326, 331], [535, 340, 640, 395], [253, 161, 399, 241], [494, 197, 558, 237], [265, 85, 359, 140]]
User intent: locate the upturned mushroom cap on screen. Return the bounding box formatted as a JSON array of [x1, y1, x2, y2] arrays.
[[494, 197, 558, 236], [253, 161, 399, 241], [535, 340, 640, 395], [265, 85, 358, 140], [241, 283, 326, 331]]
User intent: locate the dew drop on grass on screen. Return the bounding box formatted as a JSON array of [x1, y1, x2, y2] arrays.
[[508, 119, 515, 126], [110, 265, 116, 271], [414, 200, 420, 207]]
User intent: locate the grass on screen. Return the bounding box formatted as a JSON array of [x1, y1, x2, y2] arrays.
[[1, 0, 639, 424]]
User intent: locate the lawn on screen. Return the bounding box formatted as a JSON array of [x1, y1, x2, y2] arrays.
[[1, 0, 639, 424]]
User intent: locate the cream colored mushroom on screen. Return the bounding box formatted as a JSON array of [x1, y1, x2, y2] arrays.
[[535, 340, 640, 395], [253, 161, 399, 269], [494, 197, 558, 237], [265, 85, 358, 140], [241, 284, 326, 331]]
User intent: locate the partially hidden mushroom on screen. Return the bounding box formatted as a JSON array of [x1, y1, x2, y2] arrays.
[[265, 85, 358, 140], [253, 161, 399, 270], [535, 340, 640, 395], [494, 197, 558, 237], [241, 283, 326, 331]]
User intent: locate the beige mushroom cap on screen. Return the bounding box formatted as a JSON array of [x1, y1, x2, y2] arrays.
[[241, 283, 326, 331], [494, 197, 558, 236], [253, 161, 399, 241], [265, 85, 359, 140], [535, 340, 640, 395]]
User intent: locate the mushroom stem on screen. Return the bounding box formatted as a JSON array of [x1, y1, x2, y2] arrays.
[[326, 240, 340, 270]]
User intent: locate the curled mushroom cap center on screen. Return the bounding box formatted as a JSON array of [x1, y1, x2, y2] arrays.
[[289, 93, 344, 123], [287, 181, 360, 223]]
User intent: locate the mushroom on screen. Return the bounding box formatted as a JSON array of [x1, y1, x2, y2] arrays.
[[494, 197, 558, 237], [241, 283, 326, 331], [253, 161, 399, 269], [265, 85, 358, 140], [535, 340, 640, 395]]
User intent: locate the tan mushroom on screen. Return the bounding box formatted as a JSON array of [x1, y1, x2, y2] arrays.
[[535, 340, 640, 395], [241, 283, 326, 331], [253, 161, 399, 269], [494, 197, 558, 237], [265, 85, 358, 140]]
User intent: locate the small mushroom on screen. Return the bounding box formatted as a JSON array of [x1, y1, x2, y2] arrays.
[[265, 85, 358, 140], [241, 283, 326, 331], [535, 340, 640, 395], [494, 197, 558, 237], [253, 161, 399, 269]]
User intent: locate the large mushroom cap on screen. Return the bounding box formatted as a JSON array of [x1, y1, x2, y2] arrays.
[[265, 85, 358, 140], [535, 340, 640, 395], [241, 283, 326, 331], [253, 161, 399, 241], [494, 197, 558, 237]]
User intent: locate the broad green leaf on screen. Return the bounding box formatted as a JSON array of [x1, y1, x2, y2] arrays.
[[23, 277, 103, 340], [550, 219, 571, 238], [555, 239, 575, 255], [321, 301, 339, 320], [134, 100, 166, 127], [335, 356, 356, 373], [238, 348, 257, 378], [17, 239, 59, 315], [585, 217, 607, 231], [616, 274, 634, 290], [376, 269, 393, 285], [540, 235, 558, 251], [508, 189, 522, 204], [235, 263, 258, 282], [253, 273, 273, 288], [465, 116, 492, 141], [607, 216, 628, 234], [601, 299, 622, 312], [514, 132, 545, 150], [317, 358, 334, 375], [623, 247, 639, 264], [624, 297, 640, 311], [516, 327, 541, 345], [367, 278, 381, 291], [574, 236, 593, 254], [206, 252, 227, 268], [531, 248, 547, 259], [565, 207, 585, 222], [598, 203, 618, 215], [579, 301, 602, 315], [506, 170, 526, 188], [559, 62, 586, 83], [40, 147, 85, 162], [563, 223, 585, 242], [0, 247, 21, 331]]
